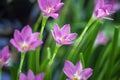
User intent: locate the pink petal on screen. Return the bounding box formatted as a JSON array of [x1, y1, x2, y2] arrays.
[[61, 24, 70, 35], [10, 39, 19, 49], [27, 70, 35, 80], [1, 46, 9, 55], [50, 13, 59, 19], [55, 3, 64, 12], [75, 61, 83, 73], [81, 68, 93, 79], [29, 40, 43, 50], [63, 60, 75, 78], [36, 73, 44, 80], [21, 25, 32, 40], [14, 30, 23, 42], [38, 0, 47, 12], [54, 24, 61, 37], [67, 33, 77, 40], [20, 73, 26, 80]]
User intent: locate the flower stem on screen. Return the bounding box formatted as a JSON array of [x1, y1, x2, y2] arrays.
[[17, 53, 25, 80], [36, 16, 48, 73], [49, 44, 61, 66], [68, 16, 95, 60], [0, 67, 2, 80], [33, 14, 43, 32], [39, 16, 48, 39]]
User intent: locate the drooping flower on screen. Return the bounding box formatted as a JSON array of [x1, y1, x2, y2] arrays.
[[51, 24, 77, 45], [0, 46, 11, 66], [93, 0, 115, 20], [10, 25, 43, 52], [95, 31, 109, 45], [38, 0, 64, 19], [20, 70, 44, 80], [63, 60, 93, 80]]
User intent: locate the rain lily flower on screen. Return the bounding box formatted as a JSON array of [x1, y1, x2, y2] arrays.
[[93, 0, 115, 20], [51, 24, 77, 45], [63, 60, 93, 80], [20, 70, 44, 80], [95, 31, 109, 45], [38, 0, 64, 19], [0, 46, 11, 66], [10, 25, 43, 52]]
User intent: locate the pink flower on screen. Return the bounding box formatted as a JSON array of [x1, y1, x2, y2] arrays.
[[20, 70, 44, 80], [95, 31, 109, 45], [51, 24, 77, 45], [94, 0, 115, 20], [38, 0, 64, 19], [0, 46, 11, 66], [63, 60, 93, 80], [10, 25, 43, 52]]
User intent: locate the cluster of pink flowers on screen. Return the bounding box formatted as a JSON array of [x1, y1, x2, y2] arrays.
[[0, 0, 118, 80]]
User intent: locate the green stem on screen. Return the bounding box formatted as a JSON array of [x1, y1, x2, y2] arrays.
[[49, 44, 61, 66], [33, 14, 43, 32], [39, 16, 48, 40], [0, 67, 2, 80], [17, 53, 25, 80], [79, 52, 85, 68], [68, 16, 95, 60], [35, 16, 48, 73]]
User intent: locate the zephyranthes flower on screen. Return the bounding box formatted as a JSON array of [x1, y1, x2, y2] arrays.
[[51, 24, 77, 45], [20, 70, 44, 80], [38, 0, 64, 19], [10, 25, 43, 52], [0, 46, 11, 66], [63, 60, 93, 80], [93, 0, 115, 20]]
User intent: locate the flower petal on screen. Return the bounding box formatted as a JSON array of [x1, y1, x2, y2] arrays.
[[21, 25, 32, 40], [50, 13, 59, 19], [29, 40, 43, 50], [20, 73, 26, 80], [55, 3, 64, 12], [67, 33, 77, 41], [27, 70, 35, 80], [81, 68, 93, 79], [63, 60, 75, 78], [75, 61, 83, 73], [36, 73, 44, 80], [61, 24, 70, 35], [14, 30, 23, 42]]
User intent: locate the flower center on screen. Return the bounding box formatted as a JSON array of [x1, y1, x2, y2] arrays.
[[0, 59, 5, 66], [60, 37, 66, 43], [72, 72, 81, 80], [20, 41, 30, 51], [46, 6, 55, 14]]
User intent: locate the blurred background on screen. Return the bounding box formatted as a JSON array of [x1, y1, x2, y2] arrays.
[[0, 0, 120, 80]]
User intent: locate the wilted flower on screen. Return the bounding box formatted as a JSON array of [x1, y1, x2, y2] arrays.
[[38, 0, 64, 19], [0, 46, 11, 66], [51, 24, 77, 45], [20, 70, 44, 80], [95, 31, 109, 45], [10, 25, 43, 52], [93, 0, 115, 20], [63, 60, 93, 80]]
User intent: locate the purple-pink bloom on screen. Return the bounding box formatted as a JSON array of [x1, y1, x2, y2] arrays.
[[95, 31, 109, 45], [10, 25, 43, 52], [93, 0, 115, 20], [20, 70, 44, 80], [51, 24, 77, 45], [38, 0, 64, 19], [0, 46, 11, 66], [63, 60, 93, 80]]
